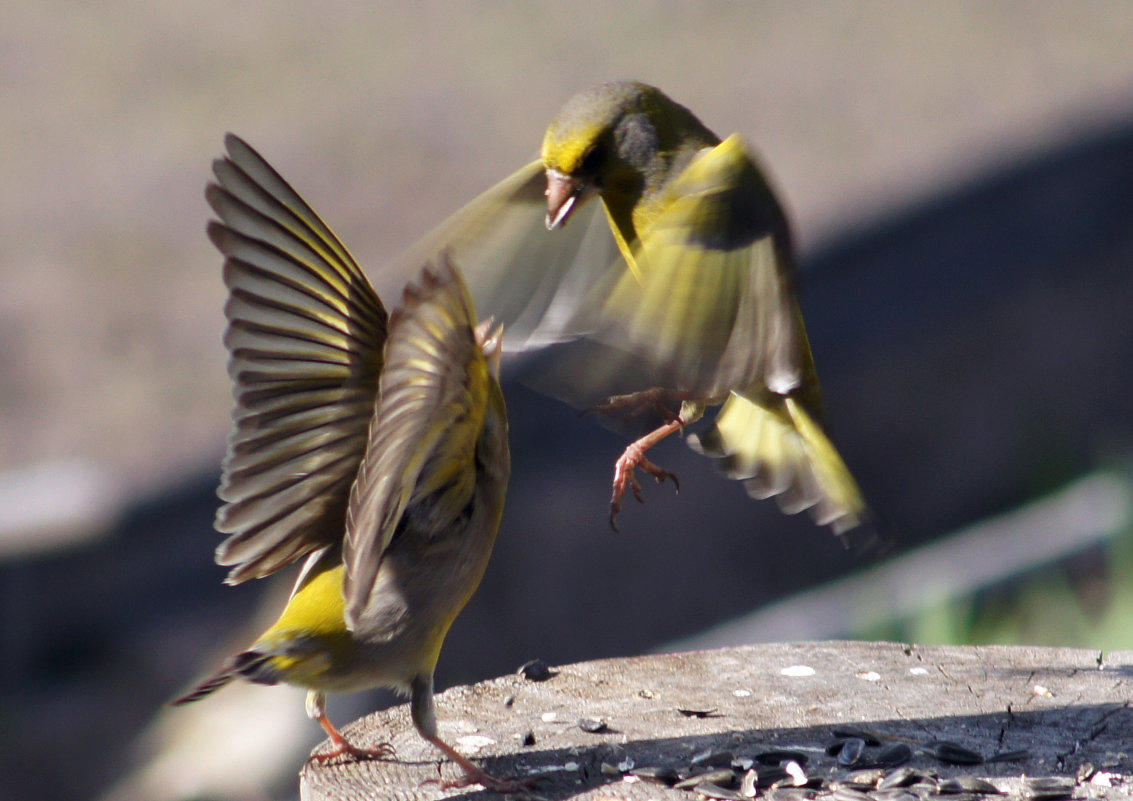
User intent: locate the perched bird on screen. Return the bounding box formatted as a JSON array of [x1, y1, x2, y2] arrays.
[[172, 135, 517, 790], [401, 81, 871, 540]]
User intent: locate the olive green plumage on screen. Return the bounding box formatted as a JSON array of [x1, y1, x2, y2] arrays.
[[174, 136, 513, 787], [403, 81, 870, 538]]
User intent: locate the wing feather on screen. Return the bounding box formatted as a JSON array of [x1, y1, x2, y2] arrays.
[[208, 135, 388, 583], [579, 134, 804, 400], [392, 161, 621, 351], [342, 258, 491, 629]]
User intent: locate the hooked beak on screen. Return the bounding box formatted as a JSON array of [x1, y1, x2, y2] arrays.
[[544, 169, 584, 231]]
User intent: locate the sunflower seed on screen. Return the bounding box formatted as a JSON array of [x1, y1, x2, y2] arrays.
[[878, 767, 920, 790], [770, 789, 818, 801], [872, 790, 921, 801], [1022, 777, 1075, 800], [831, 786, 875, 801], [837, 737, 867, 767], [939, 776, 1001, 794], [692, 750, 737, 768], [874, 743, 913, 769], [517, 658, 554, 681], [833, 726, 882, 746], [679, 707, 721, 718], [753, 765, 789, 788], [907, 780, 941, 797], [929, 741, 984, 765], [845, 769, 885, 788], [695, 782, 747, 800], [985, 748, 1030, 763], [756, 749, 811, 767], [938, 793, 981, 801], [677, 769, 737, 790]]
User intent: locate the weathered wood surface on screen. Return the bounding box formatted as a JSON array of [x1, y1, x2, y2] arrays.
[[300, 642, 1133, 800]]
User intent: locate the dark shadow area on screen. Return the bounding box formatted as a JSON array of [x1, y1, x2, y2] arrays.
[[3, 118, 1132, 801], [318, 702, 1131, 800]]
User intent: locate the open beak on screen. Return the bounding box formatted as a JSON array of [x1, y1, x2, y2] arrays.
[[545, 169, 583, 231]]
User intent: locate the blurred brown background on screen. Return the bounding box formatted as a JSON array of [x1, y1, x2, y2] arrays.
[[2, 3, 1132, 800]]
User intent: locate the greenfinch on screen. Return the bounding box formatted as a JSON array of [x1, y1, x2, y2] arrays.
[[173, 135, 517, 790], [401, 81, 870, 538]]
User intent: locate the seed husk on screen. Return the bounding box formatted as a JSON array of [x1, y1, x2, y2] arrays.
[[629, 765, 680, 786], [677, 769, 737, 790], [740, 769, 759, 798]]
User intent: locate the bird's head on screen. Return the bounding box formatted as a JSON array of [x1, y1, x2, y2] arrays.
[[541, 81, 670, 230]]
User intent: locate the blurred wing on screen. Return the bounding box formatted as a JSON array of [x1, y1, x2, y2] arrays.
[[392, 160, 621, 351], [209, 134, 388, 584], [689, 392, 869, 538], [343, 258, 492, 630], [576, 134, 805, 401]]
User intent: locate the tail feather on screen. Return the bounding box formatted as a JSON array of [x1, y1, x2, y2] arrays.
[[688, 391, 873, 544], [168, 650, 280, 706], [169, 666, 238, 706]]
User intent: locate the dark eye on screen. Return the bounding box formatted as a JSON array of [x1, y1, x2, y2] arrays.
[[579, 144, 605, 177]]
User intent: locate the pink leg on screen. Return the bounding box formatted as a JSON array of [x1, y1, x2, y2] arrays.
[[309, 712, 395, 763], [610, 418, 683, 530]]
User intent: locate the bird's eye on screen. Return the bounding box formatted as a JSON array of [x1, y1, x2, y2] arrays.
[[579, 144, 605, 177]]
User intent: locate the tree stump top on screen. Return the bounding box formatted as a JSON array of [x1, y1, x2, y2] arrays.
[[301, 642, 1133, 800]]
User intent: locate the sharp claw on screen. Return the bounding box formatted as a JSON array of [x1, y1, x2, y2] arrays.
[[310, 740, 395, 764], [439, 773, 542, 793]]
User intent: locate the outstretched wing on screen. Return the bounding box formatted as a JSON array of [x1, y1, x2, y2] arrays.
[[577, 133, 806, 402], [392, 160, 621, 352], [208, 134, 388, 584]]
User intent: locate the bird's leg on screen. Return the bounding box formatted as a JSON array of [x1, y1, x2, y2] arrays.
[[410, 675, 539, 792], [610, 419, 682, 530], [609, 399, 706, 530], [305, 690, 395, 763], [420, 731, 539, 792], [584, 386, 689, 424]]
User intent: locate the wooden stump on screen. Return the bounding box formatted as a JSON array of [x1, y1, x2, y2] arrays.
[[301, 642, 1133, 799]]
